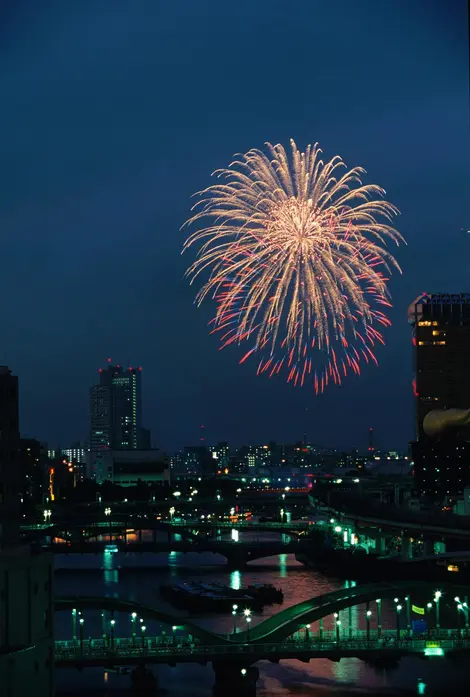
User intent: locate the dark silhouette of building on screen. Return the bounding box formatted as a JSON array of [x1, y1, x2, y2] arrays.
[[409, 293, 470, 498], [0, 367, 54, 695], [19, 438, 47, 508], [0, 366, 20, 548]]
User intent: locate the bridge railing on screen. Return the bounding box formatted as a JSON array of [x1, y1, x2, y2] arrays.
[[22, 520, 311, 532], [54, 632, 470, 662]]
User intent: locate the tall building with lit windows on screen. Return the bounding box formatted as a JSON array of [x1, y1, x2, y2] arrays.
[[90, 360, 146, 481], [410, 294, 470, 498], [409, 293, 470, 437]]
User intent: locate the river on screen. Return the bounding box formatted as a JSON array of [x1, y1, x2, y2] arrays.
[[54, 534, 469, 696]]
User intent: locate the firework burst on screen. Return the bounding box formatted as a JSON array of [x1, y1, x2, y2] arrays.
[[183, 140, 403, 392]]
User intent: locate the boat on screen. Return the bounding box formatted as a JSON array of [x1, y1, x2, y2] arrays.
[[160, 580, 283, 613]]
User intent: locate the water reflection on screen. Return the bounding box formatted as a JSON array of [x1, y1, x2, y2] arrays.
[[54, 545, 470, 696], [230, 570, 241, 590], [102, 549, 118, 584]]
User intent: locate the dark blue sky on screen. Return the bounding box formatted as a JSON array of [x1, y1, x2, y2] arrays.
[[1, 0, 468, 452]]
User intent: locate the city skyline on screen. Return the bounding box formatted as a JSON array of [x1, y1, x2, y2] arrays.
[[1, 1, 468, 453]]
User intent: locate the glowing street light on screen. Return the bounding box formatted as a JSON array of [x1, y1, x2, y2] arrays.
[[366, 609, 372, 641], [72, 608, 77, 642], [232, 604, 238, 634], [335, 615, 341, 643], [434, 591, 442, 629], [131, 612, 137, 646], [396, 604, 402, 640], [173, 491, 181, 498], [79, 617, 84, 652], [110, 618, 115, 649], [141, 625, 147, 649]]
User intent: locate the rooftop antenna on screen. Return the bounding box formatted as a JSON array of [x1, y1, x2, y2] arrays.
[[368, 427, 375, 454]]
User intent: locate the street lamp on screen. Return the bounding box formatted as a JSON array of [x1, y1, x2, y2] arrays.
[[244, 609, 252, 639], [110, 619, 115, 650], [405, 595, 411, 637], [455, 597, 468, 635], [232, 605, 238, 635], [396, 604, 402, 641], [169, 507, 175, 521], [335, 615, 341, 644], [376, 599, 382, 637], [79, 618, 84, 653], [366, 609, 372, 641], [434, 591, 442, 631], [305, 624, 310, 642], [72, 608, 77, 643], [131, 612, 137, 647], [141, 625, 147, 649]]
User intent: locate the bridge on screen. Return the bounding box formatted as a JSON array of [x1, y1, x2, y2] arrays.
[[56, 579, 470, 646], [41, 536, 313, 566], [22, 518, 311, 536], [55, 580, 470, 695], [311, 490, 470, 540]]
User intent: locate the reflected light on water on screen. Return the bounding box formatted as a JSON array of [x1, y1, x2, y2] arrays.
[[103, 549, 118, 584], [279, 554, 288, 578], [230, 570, 241, 590]]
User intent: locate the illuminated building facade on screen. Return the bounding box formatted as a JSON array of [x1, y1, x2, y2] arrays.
[[409, 294, 470, 498], [409, 293, 470, 437], [90, 361, 146, 482]]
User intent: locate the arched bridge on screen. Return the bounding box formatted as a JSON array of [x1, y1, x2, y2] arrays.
[[55, 597, 224, 645], [56, 579, 470, 646]]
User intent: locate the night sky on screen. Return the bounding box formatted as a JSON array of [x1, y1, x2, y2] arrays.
[[1, 1, 468, 453]]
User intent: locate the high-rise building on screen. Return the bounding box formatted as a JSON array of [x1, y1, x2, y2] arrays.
[[409, 293, 470, 498], [409, 293, 470, 437], [90, 360, 146, 481]]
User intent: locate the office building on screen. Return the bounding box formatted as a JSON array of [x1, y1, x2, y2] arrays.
[[409, 293, 470, 498], [111, 449, 169, 488], [90, 360, 148, 482], [409, 293, 470, 437]]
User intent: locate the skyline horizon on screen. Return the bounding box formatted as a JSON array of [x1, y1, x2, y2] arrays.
[[2, 1, 467, 458]]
